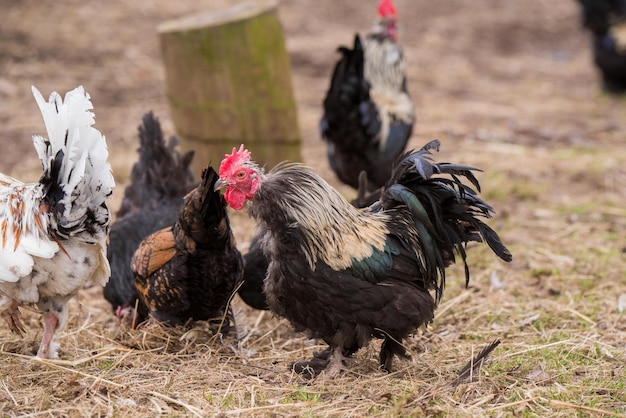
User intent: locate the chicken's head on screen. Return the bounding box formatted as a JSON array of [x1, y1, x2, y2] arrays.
[[375, 0, 398, 41], [216, 144, 262, 210]]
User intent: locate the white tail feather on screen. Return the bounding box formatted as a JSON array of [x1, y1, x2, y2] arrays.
[[31, 86, 115, 232]]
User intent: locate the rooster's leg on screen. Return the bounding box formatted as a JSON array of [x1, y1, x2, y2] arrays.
[[324, 346, 348, 377], [37, 312, 60, 359], [291, 347, 333, 378], [0, 298, 25, 335], [292, 346, 349, 378]]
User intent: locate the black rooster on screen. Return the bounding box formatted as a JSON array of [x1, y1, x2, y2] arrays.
[[578, 0, 626, 92], [320, 0, 415, 192], [131, 166, 243, 331], [103, 112, 196, 326], [216, 141, 511, 377]]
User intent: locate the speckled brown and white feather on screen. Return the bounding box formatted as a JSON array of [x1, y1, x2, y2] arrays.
[[0, 86, 114, 358]]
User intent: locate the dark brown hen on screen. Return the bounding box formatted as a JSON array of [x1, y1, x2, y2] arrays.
[[132, 166, 243, 332]]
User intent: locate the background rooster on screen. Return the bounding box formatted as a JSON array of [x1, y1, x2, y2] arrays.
[[578, 0, 626, 92], [216, 142, 511, 377], [0, 86, 114, 358], [103, 112, 196, 327], [130, 166, 243, 332], [320, 0, 415, 192]]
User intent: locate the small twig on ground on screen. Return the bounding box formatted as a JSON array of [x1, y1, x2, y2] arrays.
[[149, 391, 206, 418], [537, 397, 623, 417]]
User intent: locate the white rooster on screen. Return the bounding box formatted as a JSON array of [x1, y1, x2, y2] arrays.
[[0, 86, 114, 358]]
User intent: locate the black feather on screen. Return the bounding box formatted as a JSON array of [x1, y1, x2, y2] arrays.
[[39, 149, 67, 218], [117, 111, 196, 218], [452, 339, 501, 387], [381, 142, 512, 295]]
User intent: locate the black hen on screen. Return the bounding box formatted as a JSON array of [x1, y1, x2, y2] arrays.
[[320, 0, 415, 192], [578, 0, 626, 92], [103, 112, 196, 326], [131, 167, 243, 331]]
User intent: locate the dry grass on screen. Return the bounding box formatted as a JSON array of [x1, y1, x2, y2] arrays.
[[1, 0, 626, 416]]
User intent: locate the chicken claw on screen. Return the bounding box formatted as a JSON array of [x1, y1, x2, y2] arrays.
[[1, 300, 26, 336]]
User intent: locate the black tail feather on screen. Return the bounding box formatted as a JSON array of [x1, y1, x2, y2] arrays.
[[381, 141, 512, 296], [321, 34, 378, 153], [198, 166, 226, 229], [177, 165, 231, 248], [117, 111, 196, 218]]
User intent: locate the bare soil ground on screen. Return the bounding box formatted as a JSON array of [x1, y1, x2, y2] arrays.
[[0, 0, 625, 416]]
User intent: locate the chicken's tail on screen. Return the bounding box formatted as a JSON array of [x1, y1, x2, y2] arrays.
[[32, 85, 115, 237], [320, 34, 381, 152], [177, 166, 232, 248], [380, 140, 512, 301], [117, 112, 196, 218]]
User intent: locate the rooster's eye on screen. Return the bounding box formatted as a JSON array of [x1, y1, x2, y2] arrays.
[[237, 171, 246, 179]]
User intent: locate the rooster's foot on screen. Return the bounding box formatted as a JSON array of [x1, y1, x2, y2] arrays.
[[1, 301, 25, 336], [292, 346, 348, 379]]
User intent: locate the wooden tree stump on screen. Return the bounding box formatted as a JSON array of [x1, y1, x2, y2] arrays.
[[158, 0, 301, 173]]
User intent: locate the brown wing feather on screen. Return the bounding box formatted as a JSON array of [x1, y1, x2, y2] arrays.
[[131, 227, 177, 278]]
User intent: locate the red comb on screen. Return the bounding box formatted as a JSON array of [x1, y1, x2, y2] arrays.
[[219, 144, 251, 175], [377, 0, 397, 18]]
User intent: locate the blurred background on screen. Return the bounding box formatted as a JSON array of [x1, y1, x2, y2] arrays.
[[1, 0, 623, 181]]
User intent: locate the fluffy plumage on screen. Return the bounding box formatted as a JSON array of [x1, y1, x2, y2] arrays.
[[217, 141, 511, 376], [131, 166, 243, 331], [320, 0, 414, 191], [0, 86, 114, 358], [103, 112, 196, 327], [239, 170, 388, 312]]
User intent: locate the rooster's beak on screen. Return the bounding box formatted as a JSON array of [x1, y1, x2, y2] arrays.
[[214, 178, 228, 191]]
